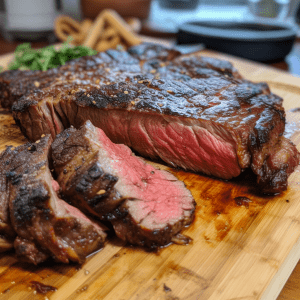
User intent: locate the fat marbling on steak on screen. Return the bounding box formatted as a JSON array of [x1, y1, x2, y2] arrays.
[[2, 43, 299, 193], [4, 135, 106, 264], [51, 121, 195, 249]]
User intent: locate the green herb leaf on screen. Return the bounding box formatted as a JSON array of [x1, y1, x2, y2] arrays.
[[4, 43, 97, 71]]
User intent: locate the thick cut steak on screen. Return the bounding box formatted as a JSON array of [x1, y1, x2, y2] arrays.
[[51, 121, 196, 249], [1, 43, 299, 193], [6, 135, 106, 264]]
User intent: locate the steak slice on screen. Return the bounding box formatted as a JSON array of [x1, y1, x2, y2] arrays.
[[6, 135, 106, 264], [51, 121, 196, 249], [0, 146, 17, 252], [14, 236, 49, 264], [7, 43, 300, 193]]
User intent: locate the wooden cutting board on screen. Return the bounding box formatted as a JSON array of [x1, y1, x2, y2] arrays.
[[1, 50, 300, 300]]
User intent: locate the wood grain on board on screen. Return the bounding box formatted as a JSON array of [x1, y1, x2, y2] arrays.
[[0, 49, 300, 300]]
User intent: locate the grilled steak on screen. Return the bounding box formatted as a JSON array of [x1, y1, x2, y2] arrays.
[[6, 135, 106, 264], [51, 121, 196, 249], [0, 43, 242, 110], [0, 49, 120, 109], [1, 43, 299, 193], [0, 44, 183, 110]]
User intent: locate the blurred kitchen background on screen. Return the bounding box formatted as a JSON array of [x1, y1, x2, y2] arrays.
[[1, 0, 299, 36], [1, 0, 300, 72]]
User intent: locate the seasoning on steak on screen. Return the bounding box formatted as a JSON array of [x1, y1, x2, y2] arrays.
[[3, 43, 299, 193], [6, 135, 106, 264], [51, 121, 196, 249], [0, 43, 241, 110]]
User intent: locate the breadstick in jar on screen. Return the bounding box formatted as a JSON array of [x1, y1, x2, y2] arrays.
[[102, 27, 118, 40], [102, 10, 141, 46], [55, 16, 92, 44], [83, 12, 105, 48], [96, 35, 121, 52]]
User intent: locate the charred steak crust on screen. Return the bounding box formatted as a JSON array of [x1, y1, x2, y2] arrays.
[[51, 121, 196, 249], [6, 135, 106, 264], [1, 43, 298, 193], [51, 126, 123, 220], [0, 51, 114, 109], [3, 43, 241, 112], [0, 69, 34, 108], [0, 146, 18, 252]]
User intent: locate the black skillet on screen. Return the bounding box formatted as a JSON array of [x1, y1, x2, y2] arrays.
[[177, 20, 297, 62]]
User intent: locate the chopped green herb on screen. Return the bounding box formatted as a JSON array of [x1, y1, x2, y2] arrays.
[[2, 42, 97, 72]]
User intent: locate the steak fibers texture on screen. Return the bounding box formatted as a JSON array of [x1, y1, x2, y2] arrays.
[[1, 43, 299, 193], [51, 121, 195, 248], [0, 120, 195, 260], [0, 135, 106, 263]]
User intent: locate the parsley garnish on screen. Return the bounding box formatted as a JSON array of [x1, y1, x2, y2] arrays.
[[5, 42, 97, 71]]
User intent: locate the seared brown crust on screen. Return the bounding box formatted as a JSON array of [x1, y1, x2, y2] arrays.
[[51, 121, 196, 249], [0, 69, 36, 108], [4, 43, 299, 193], [0, 51, 114, 109], [2, 43, 241, 111], [253, 137, 300, 193], [51, 127, 123, 220]]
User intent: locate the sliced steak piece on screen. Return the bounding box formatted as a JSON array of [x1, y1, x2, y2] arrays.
[[0, 146, 17, 252], [51, 121, 196, 249], [7, 135, 106, 264], [14, 236, 49, 264], [51, 126, 123, 220], [0, 237, 14, 253], [8, 43, 300, 193]]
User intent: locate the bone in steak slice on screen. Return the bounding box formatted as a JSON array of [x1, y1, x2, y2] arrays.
[[51, 121, 196, 249], [9, 44, 300, 193], [6, 135, 106, 264]]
